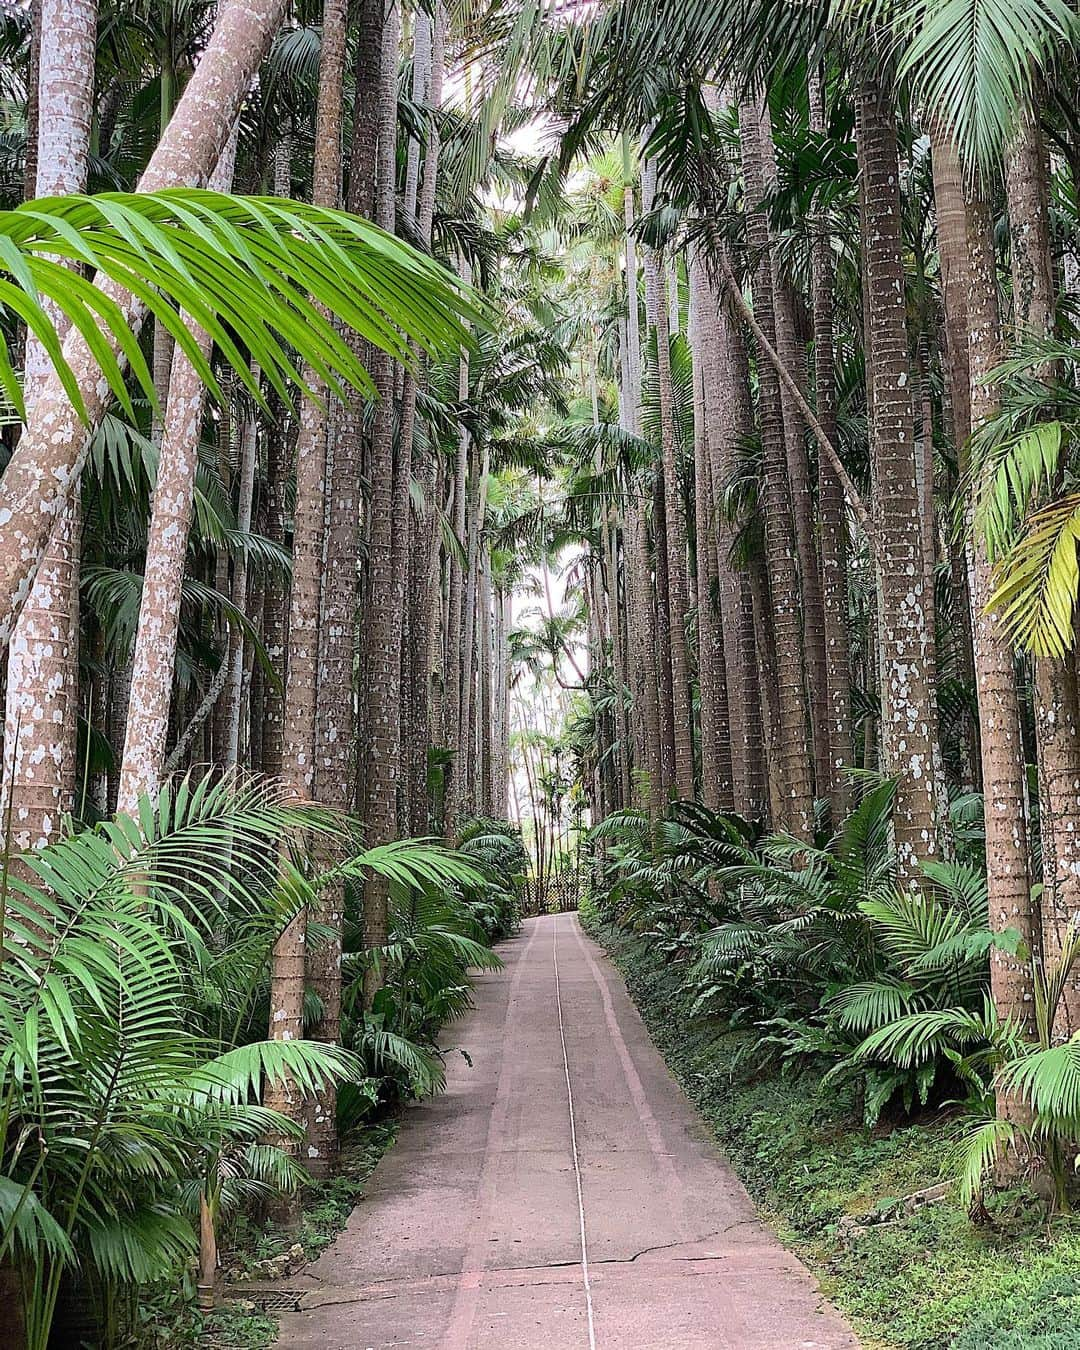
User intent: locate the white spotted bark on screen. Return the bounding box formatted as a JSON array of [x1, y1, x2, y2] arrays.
[[857, 77, 946, 876], [2, 0, 95, 851]]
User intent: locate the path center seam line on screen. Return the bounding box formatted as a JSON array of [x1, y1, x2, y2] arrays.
[[553, 917, 597, 1350]]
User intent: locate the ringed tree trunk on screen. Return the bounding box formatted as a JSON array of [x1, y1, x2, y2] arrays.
[[757, 93, 829, 793], [259, 138, 294, 780], [223, 390, 258, 767], [264, 0, 349, 1171], [442, 252, 471, 833], [295, 0, 368, 1176], [739, 95, 815, 837], [857, 76, 946, 876], [690, 253, 734, 811], [809, 72, 853, 820], [621, 147, 662, 811], [698, 251, 767, 819], [929, 126, 980, 788], [2, 0, 96, 850], [0, 0, 294, 646], [640, 156, 678, 800], [965, 189, 1040, 1057], [1005, 105, 1080, 1038], [403, 3, 446, 832], [646, 238, 695, 800], [361, 0, 404, 1003]]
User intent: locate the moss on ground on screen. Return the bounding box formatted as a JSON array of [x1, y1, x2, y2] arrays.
[[592, 920, 1080, 1350]]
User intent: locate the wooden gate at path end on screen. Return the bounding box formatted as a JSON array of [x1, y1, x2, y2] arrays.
[[521, 870, 583, 918]]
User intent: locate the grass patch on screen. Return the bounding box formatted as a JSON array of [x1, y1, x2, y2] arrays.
[[591, 920, 1080, 1350]]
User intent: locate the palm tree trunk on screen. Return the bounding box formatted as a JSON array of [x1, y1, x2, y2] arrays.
[[739, 95, 815, 837], [1, 0, 95, 850], [361, 0, 404, 1000], [620, 148, 663, 811], [478, 555, 494, 815], [260, 140, 293, 779], [857, 75, 945, 875], [699, 253, 767, 819], [642, 183, 694, 796], [754, 100, 831, 800], [772, 276, 831, 797], [224, 399, 258, 766], [264, 0, 348, 1169], [1005, 106, 1080, 1037], [930, 126, 979, 789], [964, 189, 1039, 1042], [690, 254, 733, 811], [810, 71, 852, 820], [403, 4, 445, 831]]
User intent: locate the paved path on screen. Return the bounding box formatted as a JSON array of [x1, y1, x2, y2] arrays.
[[276, 913, 858, 1349]]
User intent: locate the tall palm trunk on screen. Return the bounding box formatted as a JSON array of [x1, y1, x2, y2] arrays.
[[690, 255, 734, 811], [2, 0, 95, 850], [739, 95, 815, 837], [621, 150, 662, 810], [403, 4, 445, 831], [698, 254, 767, 819], [1005, 107, 1080, 1037], [756, 100, 830, 800], [361, 0, 403, 999], [642, 159, 693, 799], [442, 245, 472, 832], [297, 0, 365, 1173], [810, 73, 852, 819], [651, 253, 695, 800], [857, 76, 944, 875], [223, 397, 258, 766], [0, 0, 293, 644], [964, 190, 1039, 1043], [260, 141, 293, 779], [930, 128, 979, 790], [263, 0, 348, 1164]]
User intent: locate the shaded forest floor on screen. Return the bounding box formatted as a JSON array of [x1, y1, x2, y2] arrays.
[[154, 1125, 399, 1349], [586, 914, 1080, 1350]]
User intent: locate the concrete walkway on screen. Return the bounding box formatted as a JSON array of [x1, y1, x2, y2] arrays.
[[275, 913, 858, 1349]]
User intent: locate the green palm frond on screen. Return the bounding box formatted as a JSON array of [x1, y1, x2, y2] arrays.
[[1, 188, 483, 422], [855, 1004, 997, 1067], [360, 1022, 446, 1097], [987, 492, 1080, 656], [973, 419, 1066, 560], [185, 1040, 361, 1107], [999, 1039, 1080, 1126], [828, 978, 917, 1033], [895, 0, 1077, 171], [84, 1206, 198, 1285], [951, 1113, 1017, 1206]]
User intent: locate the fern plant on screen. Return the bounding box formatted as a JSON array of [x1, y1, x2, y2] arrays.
[[0, 774, 488, 1347]]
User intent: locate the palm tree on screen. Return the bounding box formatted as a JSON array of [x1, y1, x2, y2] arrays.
[[857, 73, 945, 876], [809, 70, 853, 820], [283, 0, 352, 1178], [359, 0, 405, 1006], [738, 93, 815, 838]]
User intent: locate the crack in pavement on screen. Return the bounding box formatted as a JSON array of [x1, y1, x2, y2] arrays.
[[292, 1225, 789, 1313]]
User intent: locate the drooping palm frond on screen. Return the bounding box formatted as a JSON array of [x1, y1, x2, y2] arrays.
[[987, 491, 1080, 656], [1, 188, 484, 422]]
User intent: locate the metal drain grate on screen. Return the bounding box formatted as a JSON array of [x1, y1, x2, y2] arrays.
[[225, 1287, 310, 1313]]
